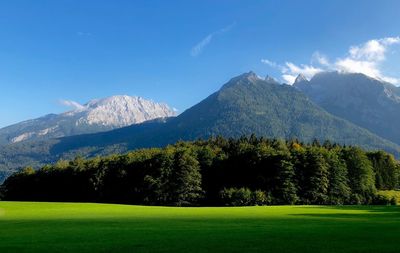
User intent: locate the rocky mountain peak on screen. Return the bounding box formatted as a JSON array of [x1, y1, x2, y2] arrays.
[[0, 95, 176, 144], [265, 75, 280, 85], [76, 95, 175, 127], [294, 74, 308, 84]]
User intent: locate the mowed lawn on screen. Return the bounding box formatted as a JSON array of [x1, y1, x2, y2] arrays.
[[0, 202, 399, 253]]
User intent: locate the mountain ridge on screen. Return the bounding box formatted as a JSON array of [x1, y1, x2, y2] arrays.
[[294, 71, 400, 145], [0, 95, 175, 145], [1, 72, 399, 176], [1, 71, 400, 183]]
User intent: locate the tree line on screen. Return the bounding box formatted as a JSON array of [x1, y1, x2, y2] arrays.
[[1, 136, 399, 206]]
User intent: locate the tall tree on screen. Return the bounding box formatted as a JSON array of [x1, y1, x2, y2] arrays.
[[273, 154, 298, 205], [325, 150, 351, 204], [367, 151, 399, 190], [166, 147, 203, 206], [341, 147, 376, 204], [301, 148, 330, 204]]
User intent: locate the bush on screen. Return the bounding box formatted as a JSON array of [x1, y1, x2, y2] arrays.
[[220, 188, 253, 206], [373, 194, 392, 205], [219, 188, 271, 206], [253, 190, 272, 206], [376, 190, 400, 205], [219, 188, 234, 206], [372, 193, 399, 205], [349, 193, 363, 205]]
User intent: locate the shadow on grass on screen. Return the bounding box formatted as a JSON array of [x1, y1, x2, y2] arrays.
[[290, 205, 400, 220]]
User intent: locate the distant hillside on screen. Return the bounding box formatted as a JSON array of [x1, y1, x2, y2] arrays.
[[295, 71, 400, 145], [0, 95, 175, 145], [1, 71, 399, 183]]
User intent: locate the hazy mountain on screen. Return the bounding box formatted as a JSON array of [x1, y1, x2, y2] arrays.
[[0, 95, 175, 145], [294, 71, 400, 145], [1, 71, 399, 183]]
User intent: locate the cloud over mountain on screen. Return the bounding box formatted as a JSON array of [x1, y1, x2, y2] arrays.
[[59, 99, 86, 111], [262, 37, 400, 85]]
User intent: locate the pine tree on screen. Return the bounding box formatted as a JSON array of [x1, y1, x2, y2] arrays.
[[301, 148, 329, 204], [167, 147, 203, 206], [326, 150, 351, 204], [367, 151, 399, 190], [274, 156, 298, 204], [341, 147, 376, 204]]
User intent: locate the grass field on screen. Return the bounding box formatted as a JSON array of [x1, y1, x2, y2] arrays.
[[0, 202, 399, 253]]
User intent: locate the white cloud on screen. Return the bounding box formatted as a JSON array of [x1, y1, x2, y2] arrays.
[[334, 37, 400, 84], [285, 62, 324, 77], [335, 58, 380, 78], [348, 37, 399, 61], [261, 59, 278, 68], [261, 59, 288, 72], [312, 51, 330, 66], [278, 62, 324, 84], [190, 23, 236, 57], [262, 36, 400, 85], [191, 34, 213, 57], [59, 99, 86, 111], [282, 74, 296, 84]]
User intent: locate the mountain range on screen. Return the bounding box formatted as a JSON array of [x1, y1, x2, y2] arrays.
[[0, 95, 175, 145], [294, 71, 400, 145], [1, 71, 400, 183]]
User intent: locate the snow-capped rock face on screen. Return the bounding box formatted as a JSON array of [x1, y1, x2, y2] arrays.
[[0, 95, 176, 144], [70, 95, 175, 127]]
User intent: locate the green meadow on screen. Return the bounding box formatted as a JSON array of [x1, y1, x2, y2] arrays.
[[0, 202, 399, 253]]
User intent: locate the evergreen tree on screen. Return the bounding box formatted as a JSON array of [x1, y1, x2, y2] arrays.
[[273, 156, 298, 204], [325, 150, 351, 204], [301, 148, 330, 204], [341, 147, 376, 204], [367, 151, 399, 190], [167, 147, 203, 206]]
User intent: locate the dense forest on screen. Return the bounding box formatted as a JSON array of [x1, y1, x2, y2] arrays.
[[1, 136, 399, 206]]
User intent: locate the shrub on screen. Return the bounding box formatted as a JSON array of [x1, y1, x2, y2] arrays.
[[349, 193, 363, 205], [253, 190, 271, 206], [390, 197, 397, 205], [373, 194, 393, 205], [376, 190, 400, 205], [220, 187, 253, 206], [219, 188, 271, 206]]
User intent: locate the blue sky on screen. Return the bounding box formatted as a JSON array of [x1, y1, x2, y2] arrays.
[[0, 0, 399, 127]]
